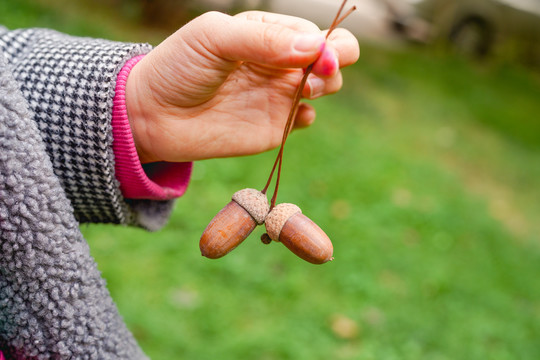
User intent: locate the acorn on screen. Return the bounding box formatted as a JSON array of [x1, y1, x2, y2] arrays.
[[200, 188, 269, 259], [264, 203, 334, 264]]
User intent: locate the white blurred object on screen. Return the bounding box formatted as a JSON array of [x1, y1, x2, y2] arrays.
[[497, 0, 540, 16], [407, 0, 540, 59], [268, 0, 430, 46], [197, 0, 267, 11]]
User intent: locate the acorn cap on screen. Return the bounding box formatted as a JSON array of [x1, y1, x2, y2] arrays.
[[232, 188, 269, 225], [265, 203, 302, 241]]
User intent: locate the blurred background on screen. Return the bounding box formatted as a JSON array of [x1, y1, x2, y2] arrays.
[[2, 0, 540, 359]]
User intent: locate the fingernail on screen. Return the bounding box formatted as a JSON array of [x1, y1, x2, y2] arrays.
[[307, 76, 326, 98], [317, 48, 339, 77], [293, 34, 325, 53]]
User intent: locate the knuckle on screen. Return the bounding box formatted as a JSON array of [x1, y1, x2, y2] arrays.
[[235, 10, 263, 20], [200, 11, 226, 21], [194, 11, 230, 30], [260, 25, 293, 63], [261, 25, 279, 50]]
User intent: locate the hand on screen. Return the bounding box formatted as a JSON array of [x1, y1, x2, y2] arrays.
[[126, 11, 359, 163]]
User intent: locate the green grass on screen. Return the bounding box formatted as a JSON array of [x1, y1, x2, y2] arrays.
[[3, 1, 540, 359]]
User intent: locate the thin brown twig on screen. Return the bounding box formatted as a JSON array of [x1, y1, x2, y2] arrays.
[[262, 0, 355, 208], [268, 63, 314, 206], [328, 0, 348, 33], [333, 6, 357, 32]]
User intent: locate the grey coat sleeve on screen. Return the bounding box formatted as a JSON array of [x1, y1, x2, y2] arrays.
[[0, 27, 175, 230], [1, 43, 149, 359]]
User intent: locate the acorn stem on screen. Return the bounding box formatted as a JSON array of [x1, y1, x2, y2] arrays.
[[261, 233, 272, 245], [262, 0, 355, 207], [328, 0, 348, 32], [333, 5, 357, 30], [262, 62, 310, 197]]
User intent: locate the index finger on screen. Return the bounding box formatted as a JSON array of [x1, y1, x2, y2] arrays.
[[235, 11, 321, 33], [236, 12, 359, 68]]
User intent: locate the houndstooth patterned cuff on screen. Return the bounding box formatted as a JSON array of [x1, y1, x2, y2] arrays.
[[0, 28, 161, 225]]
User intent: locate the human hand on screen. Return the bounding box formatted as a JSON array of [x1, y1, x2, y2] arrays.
[[125, 11, 359, 163]]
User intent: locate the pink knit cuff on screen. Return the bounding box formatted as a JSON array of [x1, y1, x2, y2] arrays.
[[0, 350, 4, 360], [112, 55, 192, 200]]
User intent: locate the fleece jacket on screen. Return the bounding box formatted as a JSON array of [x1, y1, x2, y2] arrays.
[[0, 27, 176, 359]]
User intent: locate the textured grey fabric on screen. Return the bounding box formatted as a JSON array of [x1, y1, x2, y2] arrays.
[[0, 28, 177, 359], [0, 28, 175, 229], [0, 49, 148, 360]]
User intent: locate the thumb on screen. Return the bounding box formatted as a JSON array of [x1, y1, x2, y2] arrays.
[[186, 11, 326, 68]]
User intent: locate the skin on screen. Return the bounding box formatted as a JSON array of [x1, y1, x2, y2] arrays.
[[125, 11, 360, 164]]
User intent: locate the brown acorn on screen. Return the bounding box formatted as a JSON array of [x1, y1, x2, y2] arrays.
[[264, 203, 334, 264], [200, 188, 269, 259]]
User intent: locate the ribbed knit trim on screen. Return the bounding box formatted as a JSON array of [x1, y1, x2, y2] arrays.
[[112, 55, 192, 200]]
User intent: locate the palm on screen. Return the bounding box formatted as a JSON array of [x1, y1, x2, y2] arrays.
[[205, 64, 302, 140], [148, 62, 305, 162]]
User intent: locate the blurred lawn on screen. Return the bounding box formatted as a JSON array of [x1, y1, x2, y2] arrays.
[[2, 1, 540, 359]]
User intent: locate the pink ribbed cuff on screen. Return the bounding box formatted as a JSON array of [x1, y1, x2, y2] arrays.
[[0, 350, 4, 360], [112, 55, 192, 200]]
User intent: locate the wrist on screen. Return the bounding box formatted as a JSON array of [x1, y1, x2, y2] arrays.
[[113, 55, 193, 200], [125, 56, 158, 164]]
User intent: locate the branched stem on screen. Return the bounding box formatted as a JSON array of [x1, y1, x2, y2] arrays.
[[262, 0, 356, 208]]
